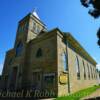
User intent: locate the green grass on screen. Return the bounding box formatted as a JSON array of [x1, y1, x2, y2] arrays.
[[55, 85, 100, 100]]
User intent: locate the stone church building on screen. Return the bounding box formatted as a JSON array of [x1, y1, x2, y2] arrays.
[[1, 12, 98, 97]]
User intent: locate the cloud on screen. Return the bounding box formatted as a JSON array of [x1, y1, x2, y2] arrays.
[[96, 64, 100, 71], [0, 63, 3, 75]]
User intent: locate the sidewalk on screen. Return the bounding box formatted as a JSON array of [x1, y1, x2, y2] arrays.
[[40, 98, 54, 100], [81, 88, 100, 100]]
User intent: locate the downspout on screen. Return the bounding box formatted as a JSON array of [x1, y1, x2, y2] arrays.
[[64, 34, 70, 93]]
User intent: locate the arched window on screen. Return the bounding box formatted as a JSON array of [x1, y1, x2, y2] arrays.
[[62, 53, 67, 71], [36, 48, 42, 58], [18, 26, 24, 33], [9, 58, 13, 65], [36, 26, 41, 33], [75, 56, 80, 79], [90, 66, 94, 79], [82, 61, 86, 79], [33, 21, 36, 32], [24, 22, 29, 29], [16, 42, 23, 57], [87, 63, 90, 79]]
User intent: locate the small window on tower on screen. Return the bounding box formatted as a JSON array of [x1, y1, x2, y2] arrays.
[[18, 26, 24, 33], [36, 26, 40, 33], [33, 21, 36, 31], [24, 22, 28, 29], [9, 58, 13, 65], [16, 42, 23, 57], [18, 27, 21, 33]]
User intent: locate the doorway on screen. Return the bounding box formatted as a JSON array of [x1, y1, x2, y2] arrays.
[[9, 67, 18, 90], [32, 72, 42, 90]]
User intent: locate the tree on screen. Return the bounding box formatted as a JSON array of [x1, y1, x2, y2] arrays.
[[80, 0, 100, 46], [97, 28, 100, 46]]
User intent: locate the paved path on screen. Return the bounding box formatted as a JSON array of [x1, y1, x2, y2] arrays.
[[40, 98, 54, 100], [81, 88, 100, 100]]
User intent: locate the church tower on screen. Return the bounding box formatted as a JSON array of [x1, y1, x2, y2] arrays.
[[1, 11, 47, 91], [14, 11, 47, 48]]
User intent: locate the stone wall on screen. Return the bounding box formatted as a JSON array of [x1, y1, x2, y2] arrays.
[[56, 31, 98, 97]]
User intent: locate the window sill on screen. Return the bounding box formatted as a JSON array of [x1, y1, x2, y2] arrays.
[[63, 71, 68, 74]]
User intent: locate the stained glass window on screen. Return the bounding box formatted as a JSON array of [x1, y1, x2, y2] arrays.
[[62, 53, 67, 71], [83, 61, 86, 79], [75, 56, 80, 79], [36, 48, 42, 58], [87, 64, 90, 79]]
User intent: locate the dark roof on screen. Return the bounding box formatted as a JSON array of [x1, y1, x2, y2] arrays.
[[49, 28, 97, 65]]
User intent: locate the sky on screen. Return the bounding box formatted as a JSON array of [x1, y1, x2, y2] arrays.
[[0, 0, 100, 74]]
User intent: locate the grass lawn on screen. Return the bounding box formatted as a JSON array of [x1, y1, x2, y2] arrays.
[[55, 85, 100, 100]]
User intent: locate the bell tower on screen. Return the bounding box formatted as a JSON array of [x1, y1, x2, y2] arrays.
[[14, 11, 47, 48]]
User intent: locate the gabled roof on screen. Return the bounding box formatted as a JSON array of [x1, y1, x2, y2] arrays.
[[50, 28, 97, 65], [28, 27, 97, 66], [65, 33, 97, 65]]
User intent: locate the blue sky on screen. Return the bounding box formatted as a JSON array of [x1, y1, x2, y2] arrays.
[[0, 0, 100, 74]]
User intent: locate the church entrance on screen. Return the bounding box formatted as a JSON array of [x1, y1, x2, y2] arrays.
[[32, 72, 42, 90], [9, 67, 18, 90]]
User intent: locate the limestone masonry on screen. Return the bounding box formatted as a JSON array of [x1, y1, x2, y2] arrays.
[[0, 11, 99, 97]]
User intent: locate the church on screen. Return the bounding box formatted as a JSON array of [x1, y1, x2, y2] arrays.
[[0, 11, 98, 97]]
